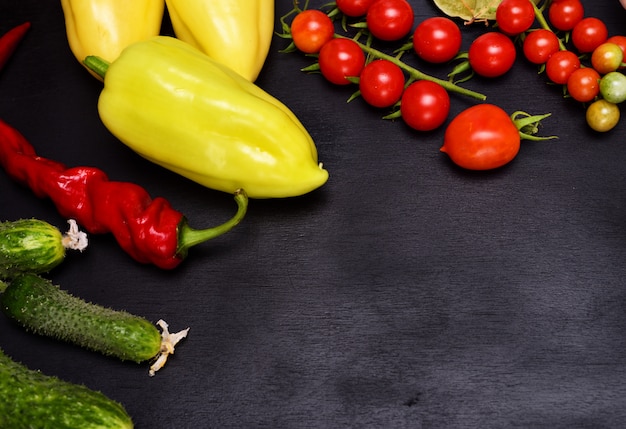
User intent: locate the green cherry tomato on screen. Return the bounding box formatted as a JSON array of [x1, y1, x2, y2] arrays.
[[586, 99, 620, 132], [600, 72, 626, 104]]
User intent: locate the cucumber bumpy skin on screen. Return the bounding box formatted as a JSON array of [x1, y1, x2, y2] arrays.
[[0, 218, 87, 280], [0, 273, 189, 376], [0, 347, 133, 429]]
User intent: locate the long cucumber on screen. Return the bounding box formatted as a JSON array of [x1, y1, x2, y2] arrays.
[[0, 347, 133, 428], [0, 273, 189, 376], [0, 218, 87, 279]]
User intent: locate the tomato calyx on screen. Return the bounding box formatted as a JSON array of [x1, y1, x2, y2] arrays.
[[510, 111, 557, 142], [447, 52, 473, 84]]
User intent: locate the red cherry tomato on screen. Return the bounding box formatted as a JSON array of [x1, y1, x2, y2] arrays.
[[412, 17, 462, 63], [359, 59, 405, 108], [318, 38, 366, 85], [400, 81, 450, 131], [468, 32, 517, 78], [548, 0, 584, 31], [366, 0, 414, 42], [290, 10, 335, 54], [566, 67, 601, 102], [495, 0, 535, 36], [336, 0, 376, 17], [441, 104, 520, 170], [572, 17, 608, 53], [545, 50, 580, 85], [523, 29, 560, 65]]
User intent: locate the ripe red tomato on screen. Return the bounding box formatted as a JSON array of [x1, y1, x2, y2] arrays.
[[441, 104, 520, 170], [548, 0, 584, 31], [400, 81, 450, 131], [566, 67, 600, 102], [523, 29, 560, 64], [571, 17, 608, 53], [468, 32, 517, 78], [359, 59, 405, 108], [318, 38, 366, 85], [545, 50, 580, 85], [366, 0, 414, 42], [290, 10, 335, 54], [496, 0, 535, 36], [412, 17, 462, 63], [591, 42, 624, 75], [336, 0, 376, 17]]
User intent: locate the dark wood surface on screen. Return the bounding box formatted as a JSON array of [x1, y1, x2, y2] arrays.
[[1, 1, 626, 427]]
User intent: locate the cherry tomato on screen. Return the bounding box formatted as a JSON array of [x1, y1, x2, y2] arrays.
[[566, 67, 600, 103], [572, 17, 608, 54], [366, 0, 414, 42], [318, 38, 366, 85], [336, 0, 376, 17], [400, 81, 450, 131], [591, 43, 624, 75], [359, 59, 405, 108], [586, 99, 620, 132], [607, 36, 626, 69], [290, 10, 335, 54], [548, 0, 584, 32], [495, 0, 535, 36], [468, 32, 517, 78], [441, 104, 520, 170], [412, 17, 461, 63], [600, 71, 626, 104], [523, 29, 560, 65], [545, 50, 580, 85]]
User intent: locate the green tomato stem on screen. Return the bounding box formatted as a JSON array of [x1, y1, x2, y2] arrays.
[[511, 111, 558, 141], [531, 1, 568, 51], [338, 36, 487, 101]]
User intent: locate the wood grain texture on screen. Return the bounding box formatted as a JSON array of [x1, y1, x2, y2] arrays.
[[0, 1, 625, 427]]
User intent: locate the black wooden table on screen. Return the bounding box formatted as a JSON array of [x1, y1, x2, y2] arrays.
[[1, 1, 626, 427]]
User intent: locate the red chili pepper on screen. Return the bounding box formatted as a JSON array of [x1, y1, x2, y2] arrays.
[[0, 22, 30, 72], [0, 119, 248, 269]]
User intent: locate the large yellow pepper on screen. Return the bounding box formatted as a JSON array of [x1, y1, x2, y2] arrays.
[[60, 0, 164, 79], [164, 0, 273, 82], [84, 36, 328, 199]]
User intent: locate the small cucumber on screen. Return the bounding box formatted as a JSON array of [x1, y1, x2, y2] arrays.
[[0, 273, 189, 376], [0, 347, 133, 428], [0, 218, 87, 280]]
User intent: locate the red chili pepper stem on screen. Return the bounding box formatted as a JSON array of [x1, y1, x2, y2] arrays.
[[0, 22, 31, 72], [176, 189, 248, 259]]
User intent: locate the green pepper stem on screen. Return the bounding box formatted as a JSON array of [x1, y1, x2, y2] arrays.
[[83, 55, 110, 79], [176, 189, 248, 257], [338, 35, 487, 101]]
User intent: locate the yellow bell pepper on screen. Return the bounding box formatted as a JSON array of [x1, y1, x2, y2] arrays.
[[60, 0, 164, 79], [84, 36, 328, 199], [164, 0, 273, 82]]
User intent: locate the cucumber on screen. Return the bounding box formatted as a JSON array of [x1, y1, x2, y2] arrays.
[[0, 347, 133, 428], [0, 218, 87, 280], [0, 273, 189, 376]]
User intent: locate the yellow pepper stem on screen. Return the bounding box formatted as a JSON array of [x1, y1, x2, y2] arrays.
[[83, 56, 110, 79]]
